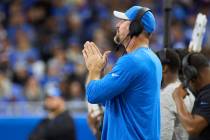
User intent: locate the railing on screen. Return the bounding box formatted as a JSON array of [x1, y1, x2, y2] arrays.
[[0, 101, 87, 117]]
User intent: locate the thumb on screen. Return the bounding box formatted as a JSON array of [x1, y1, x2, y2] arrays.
[[102, 51, 111, 62]]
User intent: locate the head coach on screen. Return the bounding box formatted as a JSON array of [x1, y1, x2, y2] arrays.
[[82, 6, 162, 140]]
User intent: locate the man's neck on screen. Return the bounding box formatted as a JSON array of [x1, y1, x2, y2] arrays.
[[125, 36, 149, 53]]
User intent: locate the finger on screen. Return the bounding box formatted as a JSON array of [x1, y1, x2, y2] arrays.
[[84, 41, 89, 49], [82, 50, 88, 59], [87, 42, 95, 55], [84, 42, 89, 55], [84, 41, 94, 55], [102, 51, 111, 62], [90, 42, 101, 56], [82, 50, 89, 66]]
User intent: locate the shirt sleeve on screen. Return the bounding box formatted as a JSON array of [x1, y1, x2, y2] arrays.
[[86, 55, 138, 104], [193, 93, 210, 123]]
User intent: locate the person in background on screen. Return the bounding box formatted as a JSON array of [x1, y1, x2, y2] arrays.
[[68, 79, 84, 101], [173, 53, 210, 140], [29, 87, 76, 140], [24, 76, 43, 101], [157, 48, 194, 140]]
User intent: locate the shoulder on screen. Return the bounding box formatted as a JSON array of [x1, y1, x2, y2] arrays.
[[161, 90, 176, 110], [115, 55, 137, 69], [117, 54, 135, 64], [198, 88, 210, 102]]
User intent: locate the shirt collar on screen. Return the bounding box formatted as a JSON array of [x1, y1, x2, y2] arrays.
[[197, 84, 210, 98], [198, 84, 210, 93]]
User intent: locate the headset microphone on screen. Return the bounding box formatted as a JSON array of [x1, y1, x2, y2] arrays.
[[114, 33, 130, 52], [114, 7, 151, 54]]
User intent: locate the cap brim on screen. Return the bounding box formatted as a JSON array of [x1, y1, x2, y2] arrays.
[[113, 11, 129, 20]]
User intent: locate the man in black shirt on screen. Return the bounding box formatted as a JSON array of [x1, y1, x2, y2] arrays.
[[172, 53, 210, 140], [29, 89, 76, 140]]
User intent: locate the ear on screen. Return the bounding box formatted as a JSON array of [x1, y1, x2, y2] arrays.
[[162, 65, 168, 73]]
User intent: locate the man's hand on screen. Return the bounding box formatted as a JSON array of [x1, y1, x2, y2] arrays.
[[172, 85, 187, 100], [82, 41, 110, 74]]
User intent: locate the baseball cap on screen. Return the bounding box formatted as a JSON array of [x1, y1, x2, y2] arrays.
[[113, 6, 156, 33]]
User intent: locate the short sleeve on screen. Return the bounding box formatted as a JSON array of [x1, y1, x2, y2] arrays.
[[193, 94, 210, 123]]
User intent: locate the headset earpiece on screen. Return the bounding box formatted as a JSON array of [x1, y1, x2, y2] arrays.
[[129, 7, 151, 38], [182, 53, 198, 86], [129, 20, 144, 38]]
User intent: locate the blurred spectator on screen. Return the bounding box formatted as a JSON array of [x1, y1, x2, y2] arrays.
[[45, 46, 74, 85], [30, 60, 46, 81], [0, 71, 12, 100], [66, 37, 83, 65], [9, 30, 39, 67], [66, 37, 86, 79], [0, 38, 12, 75], [68, 79, 85, 100], [24, 76, 43, 101], [171, 21, 186, 49], [7, 1, 35, 43], [60, 74, 85, 101], [157, 48, 194, 140], [65, 12, 84, 43], [12, 62, 29, 86], [29, 88, 76, 140]]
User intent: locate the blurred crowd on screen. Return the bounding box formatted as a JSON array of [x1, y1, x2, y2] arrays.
[[0, 0, 209, 102]]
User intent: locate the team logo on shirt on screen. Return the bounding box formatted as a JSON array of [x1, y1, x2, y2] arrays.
[[200, 101, 209, 105], [111, 73, 119, 77]]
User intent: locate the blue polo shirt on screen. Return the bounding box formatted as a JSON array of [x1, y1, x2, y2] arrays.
[[86, 47, 162, 140]]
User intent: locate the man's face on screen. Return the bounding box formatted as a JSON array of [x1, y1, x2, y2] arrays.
[[44, 96, 61, 112], [114, 19, 130, 44]]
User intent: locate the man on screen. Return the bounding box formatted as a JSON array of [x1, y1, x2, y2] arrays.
[[157, 48, 194, 140], [82, 6, 162, 140], [29, 86, 76, 140], [172, 53, 210, 140]]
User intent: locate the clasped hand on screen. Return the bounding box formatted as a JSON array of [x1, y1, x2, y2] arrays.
[[82, 41, 110, 73]]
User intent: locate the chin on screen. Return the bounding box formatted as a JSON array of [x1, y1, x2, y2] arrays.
[[114, 35, 121, 44]]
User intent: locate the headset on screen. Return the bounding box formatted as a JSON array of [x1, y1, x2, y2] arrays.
[[115, 7, 151, 53], [129, 7, 151, 38], [182, 53, 198, 87]]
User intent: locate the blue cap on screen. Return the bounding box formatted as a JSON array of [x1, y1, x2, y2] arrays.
[[113, 6, 156, 33]]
